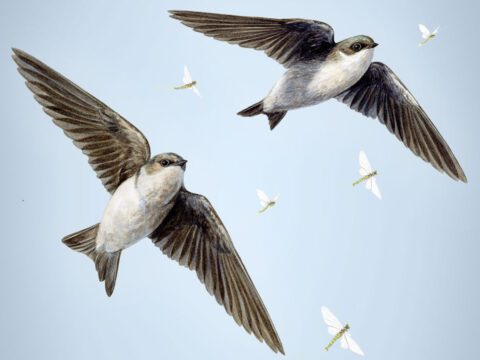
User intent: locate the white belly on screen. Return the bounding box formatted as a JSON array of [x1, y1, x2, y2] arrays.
[[263, 49, 374, 112], [96, 167, 183, 252]]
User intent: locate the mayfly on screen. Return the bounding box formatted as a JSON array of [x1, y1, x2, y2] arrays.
[[418, 24, 439, 46], [353, 150, 381, 199], [256, 189, 278, 214], [174, 65, 201, 97], [321, 306, 364, 356]]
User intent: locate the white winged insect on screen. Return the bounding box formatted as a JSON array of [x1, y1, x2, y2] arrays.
[[256, 189, 278, 214], [418, 24, 439, 46], [174, 65, 201, 97], [321, 306, 364, 356], [353, 150, 381, 199]]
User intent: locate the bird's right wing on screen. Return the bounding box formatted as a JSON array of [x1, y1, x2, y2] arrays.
[[336, 62, 467, 182], [419, 24, 431, 38], [169, 10, 335, 68], [12, 49, 151, 194], [149, 188, 284, 354]]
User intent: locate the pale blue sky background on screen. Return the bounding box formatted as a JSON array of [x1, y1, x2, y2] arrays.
[[1, 0, 479, 359]]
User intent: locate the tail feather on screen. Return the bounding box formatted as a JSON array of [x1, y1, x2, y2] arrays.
[[238, 100, 287, 130], [267, 111, 287, 130], [63, 224, 121, 297], [238, 100, 264, 117]]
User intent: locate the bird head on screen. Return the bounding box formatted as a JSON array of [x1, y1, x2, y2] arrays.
[[336, 35, 378, 56], [145, 153, 188, 175]]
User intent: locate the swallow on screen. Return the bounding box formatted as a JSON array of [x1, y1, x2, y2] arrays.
[[12, 48, 284, 354], [169, 10, 467, 182]]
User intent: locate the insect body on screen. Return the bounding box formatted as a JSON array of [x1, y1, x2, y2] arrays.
[[174, 65, 201, 97], [321, 306, 364, 356], [256, 189, 278, 214], [352, 170, 378, 187], [419, 24, 439, 46], [354, 151, 381, 199]]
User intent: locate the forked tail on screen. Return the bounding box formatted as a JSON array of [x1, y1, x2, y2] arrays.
[[62, 224, 121, 296], [238, 100, 287, 130]]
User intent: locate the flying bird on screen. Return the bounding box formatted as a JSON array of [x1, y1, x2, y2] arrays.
[[12, 48, 284, 354], [354, 151, 381, 199], [418, 24, 439, 46], [169, 10, 467, 183], [321, 306, 364, 356], [256, 189, 278, 214], [175, 65, 201, 97]]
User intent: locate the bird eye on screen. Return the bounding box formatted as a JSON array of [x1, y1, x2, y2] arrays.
[[351, 43, 363, 52], [159, 159, 171, 167]]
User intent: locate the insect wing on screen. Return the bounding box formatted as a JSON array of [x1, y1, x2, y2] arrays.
[[365, 178, 372, 190], [432, 26, 440, 35], [359, 151, 372, 173], [321, 306, 344, 334], [256, 189, 271, 204], [342, 333, 365, 356], [419, 24, 431, 38], [183, 65, 193, 84], [192, 85, 201, 97], [371, 178, 382, 199]]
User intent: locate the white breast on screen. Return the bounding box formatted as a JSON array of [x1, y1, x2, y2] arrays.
[[96, 166, 184, 252], [307, 49, 374, 99]]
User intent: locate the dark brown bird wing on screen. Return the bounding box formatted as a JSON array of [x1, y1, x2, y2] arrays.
[[13, 48, 151, 193], [150, 188, 284, 354], [169, 10, 335, 67], [336, 62, 466, 182]]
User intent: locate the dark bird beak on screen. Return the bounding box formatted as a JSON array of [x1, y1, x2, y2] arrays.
[[175, 159, 188, 170], [371, 42, 379, 48]]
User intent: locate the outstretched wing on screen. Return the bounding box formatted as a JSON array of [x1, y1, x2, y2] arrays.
[[256, 189, 271, 205], [432, 26, 440, 36], [371, 178, 382, 199], [13, 48, 150, 193], [341, 332, 365, 356], [183, 65, 193, 84], [321, 306, 343, 335], [419, 24, 431, 38], [337, 62, 467, 182], [169, 10, 335, 68], [359, 150, 373, 175], [150, 189, 284, 354], [191, 85, 201, 98]]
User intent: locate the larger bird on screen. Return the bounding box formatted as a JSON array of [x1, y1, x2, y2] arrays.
[[12, 49, 284, 354], [170, 10, 467, 182]]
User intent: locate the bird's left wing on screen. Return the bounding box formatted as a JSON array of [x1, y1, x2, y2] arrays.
[[149, 188, 284, 354], [336, 62, 467, 182], [12, 49, 151, 194], [169, 10, 335, 68]]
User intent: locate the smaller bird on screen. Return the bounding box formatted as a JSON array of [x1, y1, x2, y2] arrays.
[[256, 189, 278, 214], [418, 24, 439, 46], [354, 151, 381, 199], [321, 306, 364, 356], [13, 48, 283, 354], [174, 65, 201, 97]]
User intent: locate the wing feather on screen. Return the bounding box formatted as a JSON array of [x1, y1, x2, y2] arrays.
[[150, 189, 284, 354], [169, 10, 335, 68], [12, 48, 150, 193], [337, 62, 466, 182]]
